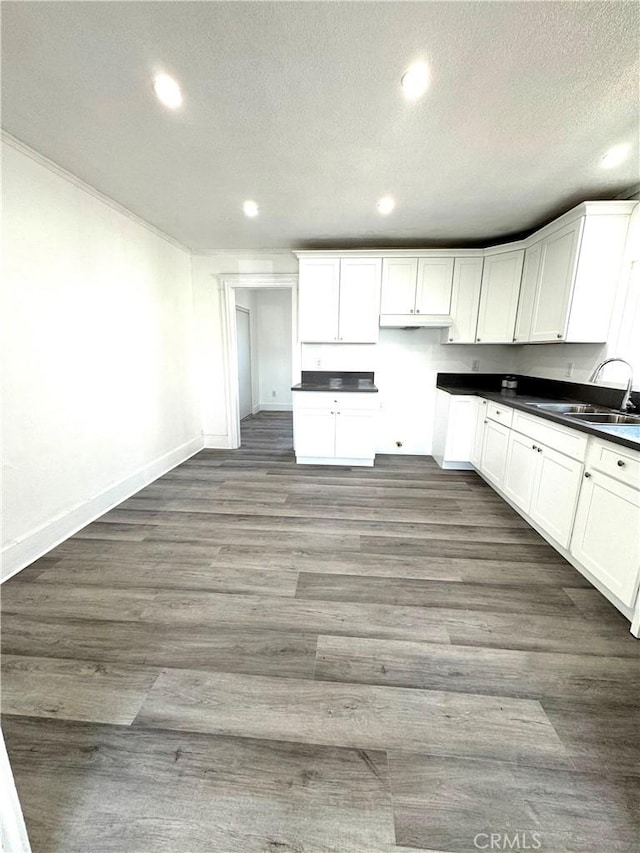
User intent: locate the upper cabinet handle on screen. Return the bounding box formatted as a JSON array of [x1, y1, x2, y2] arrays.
[[617, 460, 626, 467]]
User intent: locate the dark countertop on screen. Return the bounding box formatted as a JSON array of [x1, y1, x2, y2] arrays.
[[436, 373, 640, 452], [292, 370, 379, 393]]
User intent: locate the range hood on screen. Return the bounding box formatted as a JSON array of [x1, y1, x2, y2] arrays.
[[380, 313, 453, 328]]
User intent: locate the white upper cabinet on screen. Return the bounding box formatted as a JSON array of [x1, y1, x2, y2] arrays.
[[476, 250, 524, 343], [297, 200, 636, 345], [518, 206, 633, 343], [298, 257, 381, 343], [298, 258, 341, 342], [447, 257, 483, 343], [380, 256, 454, 324], [513, 241, 542, 343], [529, 219, 583, 342], [380, 258, 418, 314], [338, 258, 382, 342], [416, 258, 454, 314]]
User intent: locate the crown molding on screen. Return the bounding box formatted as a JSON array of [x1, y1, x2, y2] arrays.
[[191, 248, 297, 257], [1, 130, 190, 254]]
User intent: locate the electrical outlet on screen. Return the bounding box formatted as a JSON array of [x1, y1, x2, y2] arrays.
[[272, 390, 277, 398], [316, 359, 321, 368], [472, 359, 480, 372], [566, 361, 574, 378]]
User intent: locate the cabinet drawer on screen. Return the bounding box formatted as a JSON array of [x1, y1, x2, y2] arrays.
[[511, 411, 587, 461], [587, 439, 640, 489], [486, 401, 514, 428], [293, 391, 379, 411]]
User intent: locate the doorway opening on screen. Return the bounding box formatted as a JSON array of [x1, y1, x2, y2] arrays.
[[220, 274, 298, 452]]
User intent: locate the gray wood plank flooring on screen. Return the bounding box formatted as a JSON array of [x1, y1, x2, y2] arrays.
[[2, 411, 639, 852]]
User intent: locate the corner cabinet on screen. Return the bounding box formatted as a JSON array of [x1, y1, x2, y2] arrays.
[[298, 257, 381, 343], [293, 391, 379, 466], [515, 204, 634, 343], [475, 250, 524, 343]]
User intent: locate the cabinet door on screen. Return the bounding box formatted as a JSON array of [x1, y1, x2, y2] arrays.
[[448, 258, 483, 343], [529, 219, 583, 342], [445, 397, 477, 461], [529, 445, 582, 549], [380, 258, 418, 315], [570, 471, 640, 607], [503, 431, 538, 513], [513, 242, 542, 343], [470, 398, 487, 467], [293, 409, 336, 457], [298, 258, 340, 342], [476, 250, 524, 343], [338, 258, 382, 343], [416, 258, 454, 315], [480, 419, 510, 487], [334, 410, 376, 459]]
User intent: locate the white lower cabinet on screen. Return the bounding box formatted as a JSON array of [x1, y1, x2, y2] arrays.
[[469, 402, 639, 629], [293, 392, 378, 466], [334, 410, 377, 460], [432, 391, 477, 469], [470, 398, 487, 468], [503, 430, 538, 511], [480, 419, 510, 486], [293, 409, 336, 458], [528, 445, 582, 549], [570, 454, 640, 608], [503, 429, 583, 548]]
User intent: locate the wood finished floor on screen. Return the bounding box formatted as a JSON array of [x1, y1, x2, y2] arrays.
[[2, 411, 639, 853]]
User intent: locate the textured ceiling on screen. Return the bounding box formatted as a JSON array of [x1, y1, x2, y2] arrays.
[[2, 1, 638, 251]]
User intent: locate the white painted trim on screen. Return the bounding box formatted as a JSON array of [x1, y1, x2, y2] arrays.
[[296, 456, 375, 467], [191, 249, 296, 258], [0, 730, 31, 853], [202, 434, 233, 449], [218, 274, 299, 450], [1, 437, 203, 582], [257, 403, 293, 412], [1, 131, 189, 254]]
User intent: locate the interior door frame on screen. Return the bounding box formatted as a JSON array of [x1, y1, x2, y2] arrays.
[[234, 305, 253, 420], [219, 274, 299, 449]]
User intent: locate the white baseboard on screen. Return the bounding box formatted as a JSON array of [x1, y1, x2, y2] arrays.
[[1, 436, 203, 583], [296, 456, 375, 467], [0, 731, 31, 852], [202, 434, 234, 449], [257, 403, 293, 412]]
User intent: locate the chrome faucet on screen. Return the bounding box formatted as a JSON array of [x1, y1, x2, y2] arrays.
[[588, 358, 636, 411]]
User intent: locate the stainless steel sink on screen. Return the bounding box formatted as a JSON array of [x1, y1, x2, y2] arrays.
[[568, 413, 640, 424], [532, 403, 603, 414]]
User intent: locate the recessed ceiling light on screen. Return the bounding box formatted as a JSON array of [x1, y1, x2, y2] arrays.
[[401, 61, 430, 100], [153, 73, 182, 109], [601, 144, 629, 169], [243, 200, 259, 218], [377, 196, 395, 215]]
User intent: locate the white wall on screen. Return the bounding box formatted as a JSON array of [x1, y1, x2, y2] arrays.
[[191, 252, 297, 446], [375, 331, 516, 454], [1, 140, 202, 580], [302, 333, 516, 455], [516, 203, 640, 390], [256, 289, 292, 410]]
